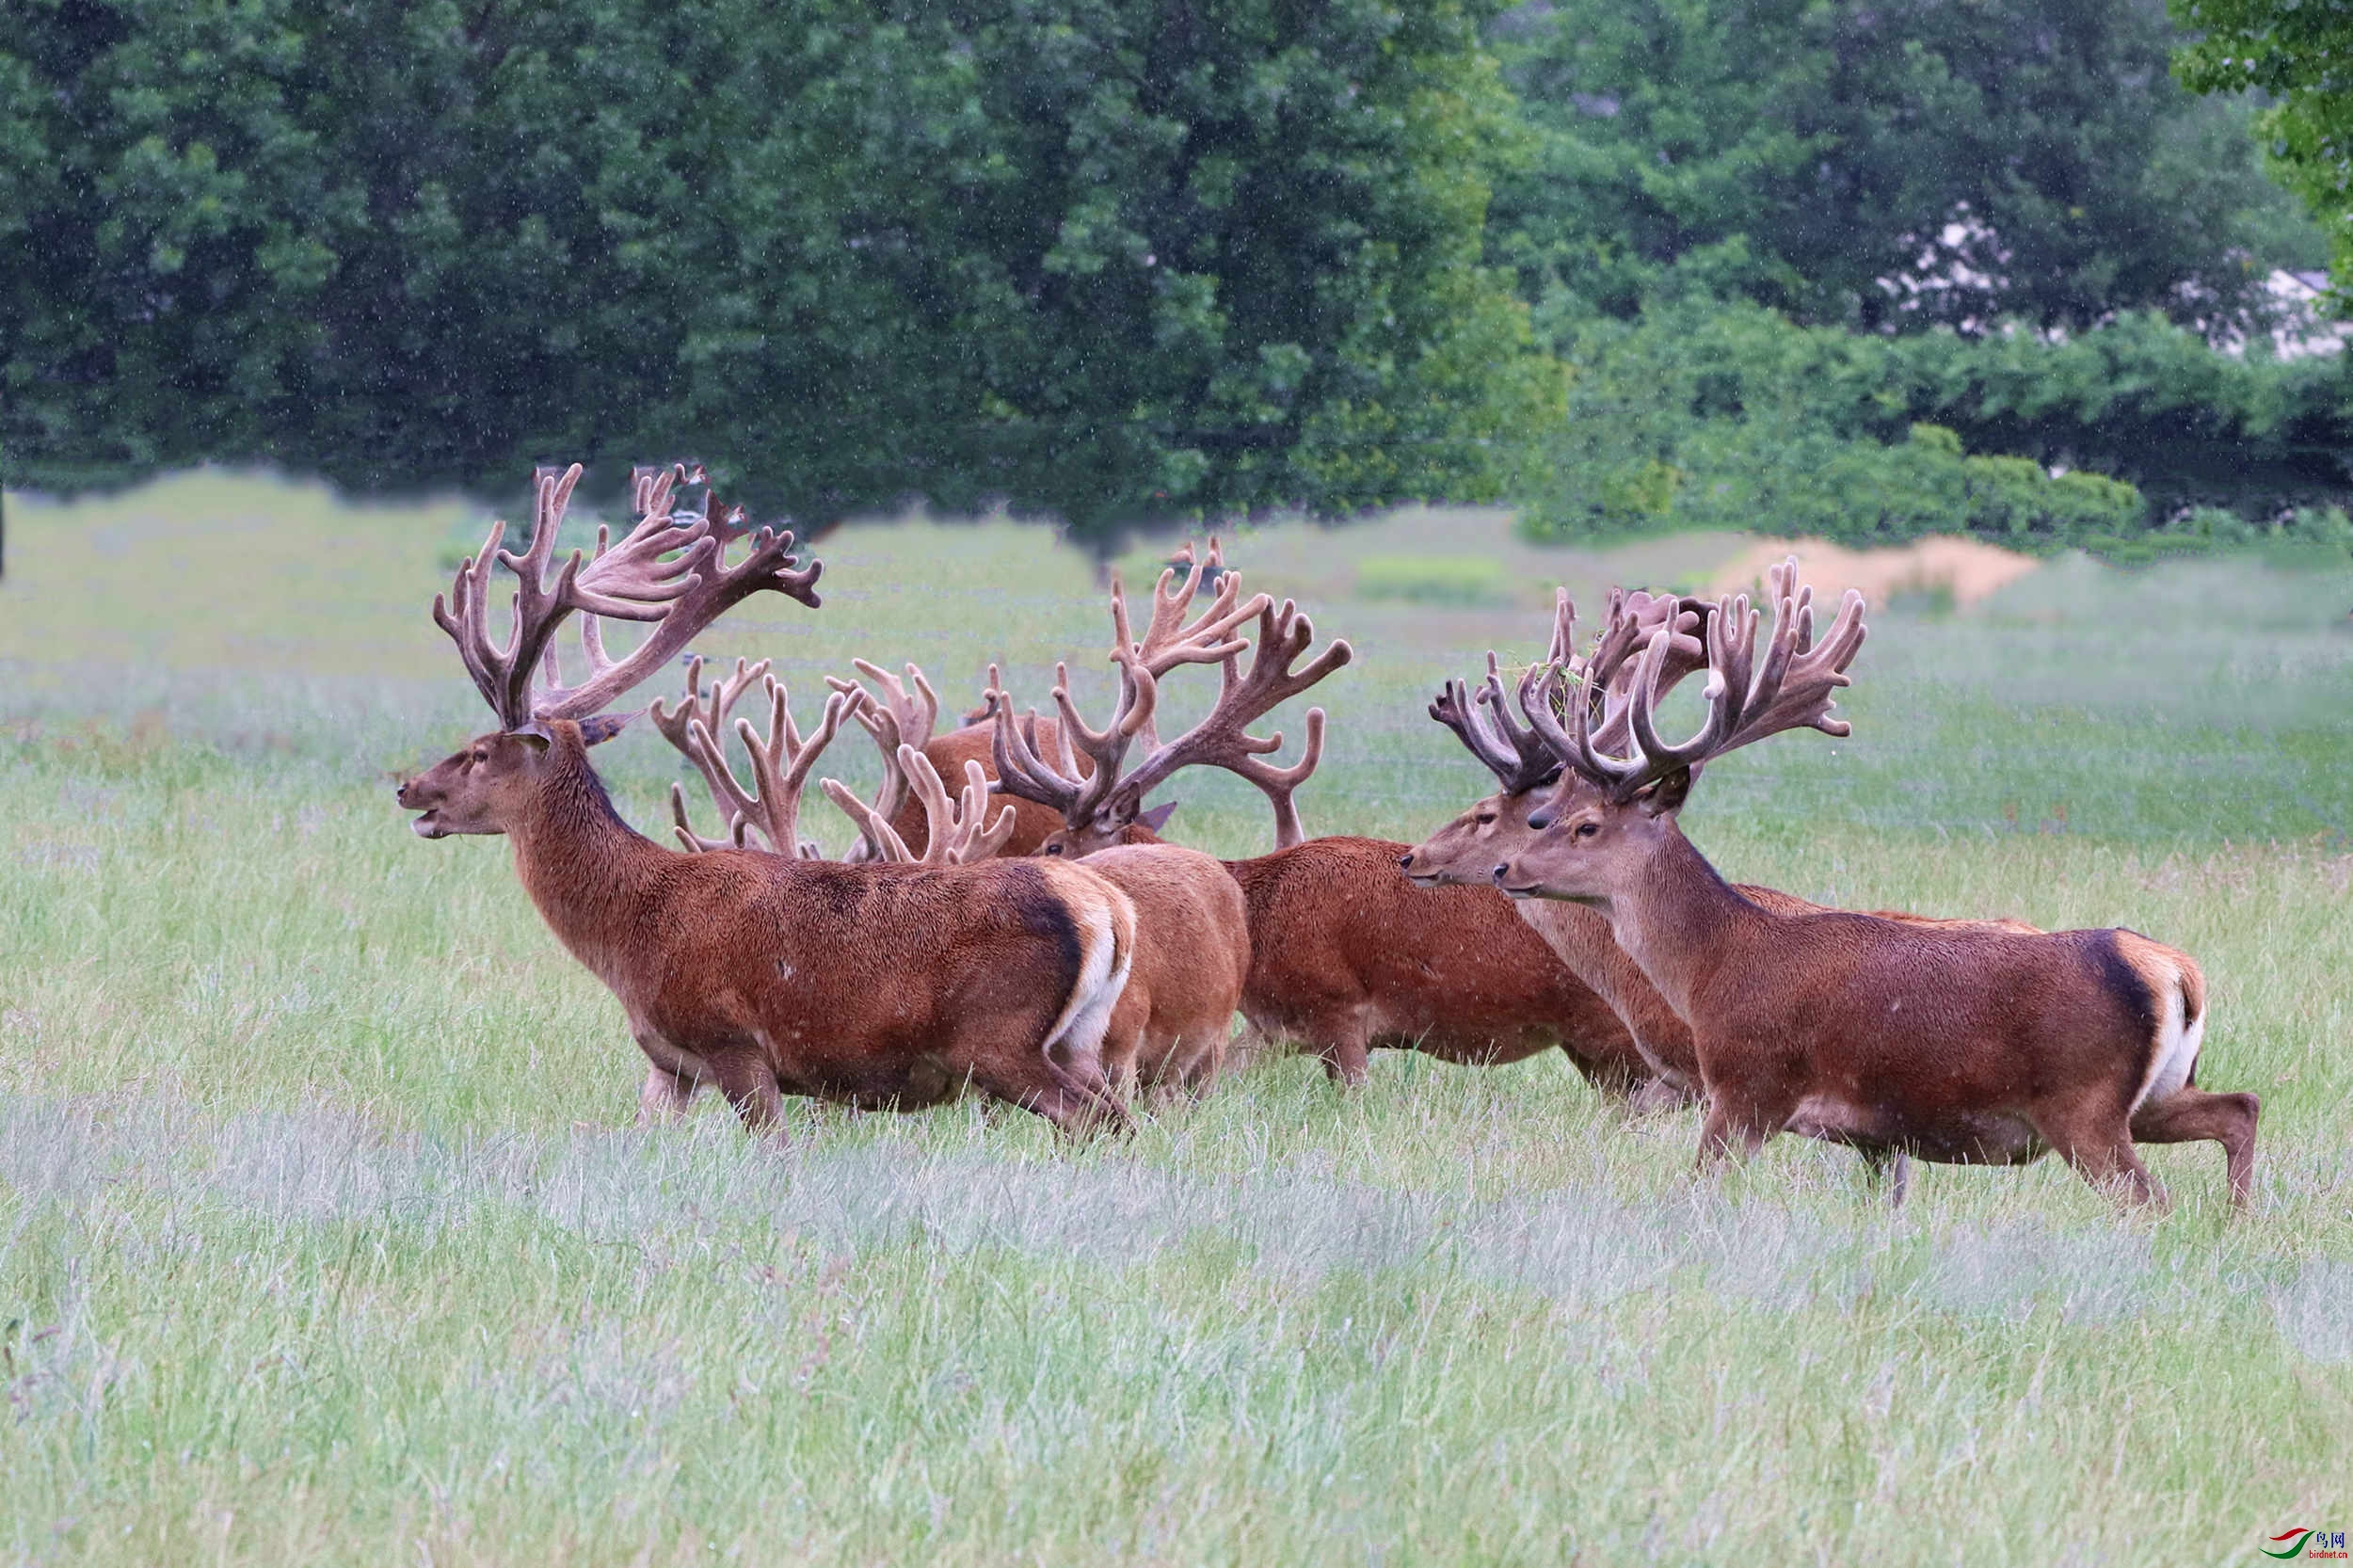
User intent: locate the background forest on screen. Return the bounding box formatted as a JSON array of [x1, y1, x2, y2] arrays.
[[5, 0, 2352, 552]]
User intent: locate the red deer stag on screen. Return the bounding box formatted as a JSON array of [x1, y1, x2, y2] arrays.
[[988, 568, 1653, 1096], [1497, 562, 2257, 1209], [394, 463, 1137, 1135], [1401, 590, 2029, 1156], [979, 630, 1257, 1096]]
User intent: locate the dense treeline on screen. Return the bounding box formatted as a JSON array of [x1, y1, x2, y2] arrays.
[[1, 0, 1554, 528], [4, 0, 2351, 546]]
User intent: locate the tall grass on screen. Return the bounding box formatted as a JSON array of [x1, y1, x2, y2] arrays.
[[1, 474, 2348, 1564]]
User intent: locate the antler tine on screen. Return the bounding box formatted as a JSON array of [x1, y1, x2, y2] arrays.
[[729, 677, 861, 857], [430, 517, 514, 722], [892, 745, 1018, 865], [826, 658, 940, 846], [986, 667, 1089, 819], [1429, 675, 1517, 780], [1103, 540, 1269, 752], [649, 655, 768, 844], [426, 464, 587, 729], [1717, 558, 1868, 750], [1513, 589, 1656, 796], [1474, 653, 1565, 793], [1428, 649, 1559, 795], [1600, 558, 1864, 799], [985, 649, 1156, 833], [651, 661, 861, 855], [952, 758, 1020, 861], [1107, 596, 1353, 835], [1585, 591, 1714, 755], [1227, 707, 1328, 848], [668, 781, 749, 855], [1128, 538, 1270, 676], [535, 484, 824, 721], [1622, 592, 1751, 784], [820, 777, 917, 863], [430, 460, 826, 731]]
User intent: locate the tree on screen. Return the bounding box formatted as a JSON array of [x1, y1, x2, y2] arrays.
[[2174, 0, 2353, 290], [1489, 0, 2327, 334], [0, 0, 1561, 540]]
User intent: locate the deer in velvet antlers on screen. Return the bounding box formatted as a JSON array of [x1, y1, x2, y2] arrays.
[[983, 549, 1650, 1096], [394, 464, 1138, 1135], [1497, 562, 2257, 1209]]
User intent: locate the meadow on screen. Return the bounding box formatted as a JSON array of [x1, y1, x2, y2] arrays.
[[1, 472, 2349, 1565]]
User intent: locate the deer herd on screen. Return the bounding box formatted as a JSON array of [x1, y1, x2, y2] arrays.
[[395, 463, 2260, 1213]]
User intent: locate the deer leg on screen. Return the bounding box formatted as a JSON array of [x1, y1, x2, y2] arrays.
[[1315, 1016, 1373, 1088], [1859, 1146, 1912, 1208], [1621, 1072, 1690, 1117], [2130, 1088, 2260, 1209], [709, 1048, 788, 1142], [1694, 1093, 1781, 1173], [976, 1061, 1132, 1139], [637, 1064, 697, 1126], [2036, 1106, 2164, 1210], [966, 1026, 1133, 1138]]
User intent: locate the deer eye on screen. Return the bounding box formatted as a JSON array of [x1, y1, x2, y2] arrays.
[[1044, 842, 1064, 856], [1476, 812, 1496, 825], [471, 749, 488, 765], [1576, 821, 1600, 839]]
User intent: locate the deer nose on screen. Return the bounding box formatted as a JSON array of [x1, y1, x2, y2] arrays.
[[1492, 862, 1510, 882], [1396, 852, 1415, 871]]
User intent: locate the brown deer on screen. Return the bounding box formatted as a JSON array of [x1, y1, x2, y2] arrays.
[[1495, 562, 2257, 1209], [977, 608, 1262, 1096], [858, 541, 1260, 856], [1401, 590, 2033, 1162], [987, 561, 1655, 1096], [394, 463, 1138, 1136]]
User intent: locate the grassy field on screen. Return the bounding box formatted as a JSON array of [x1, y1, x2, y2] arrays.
[[2, 471, 2350, 1565]]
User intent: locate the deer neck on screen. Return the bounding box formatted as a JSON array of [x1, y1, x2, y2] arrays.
[[506, 743, 668, 968], [1600, 824, 1767, 1021], [1511, 898, 1696, 1067]]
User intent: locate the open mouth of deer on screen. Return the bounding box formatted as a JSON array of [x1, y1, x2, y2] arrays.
[[409, 808, 447, 839]]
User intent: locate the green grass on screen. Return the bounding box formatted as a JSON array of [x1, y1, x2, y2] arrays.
[[2, 472, 2349, 1564]]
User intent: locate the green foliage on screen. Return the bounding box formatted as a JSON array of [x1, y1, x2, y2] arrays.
[[1492, 0, 2328, 332], [2175, 0, 2353, 292], [1521, 298, 2353, 548], [1353, 553, 1509, 605], [0, 0, 1556, 540]]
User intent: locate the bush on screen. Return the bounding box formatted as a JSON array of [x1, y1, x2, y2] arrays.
[[1519, 298, 2353, 550]]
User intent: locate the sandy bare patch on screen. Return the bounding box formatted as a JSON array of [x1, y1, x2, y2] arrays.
[[1706, 536, 2039, 609]]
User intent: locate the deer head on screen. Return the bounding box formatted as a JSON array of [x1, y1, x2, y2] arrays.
[[1401, 587, 1708, 887], [397, 463, 824, 840], [1498, 559, 1865, 904]]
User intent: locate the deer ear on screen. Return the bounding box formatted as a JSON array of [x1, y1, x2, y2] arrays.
[[1133, 800, 1180, 834], [1639, 765, 1693, 818], [508, 720, 555, 751], [577, 711, 638, 747]]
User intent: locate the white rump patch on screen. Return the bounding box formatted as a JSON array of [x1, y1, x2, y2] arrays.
[[1041, 900, 1128, 1071], [2130, 958, 2201, 1114]]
